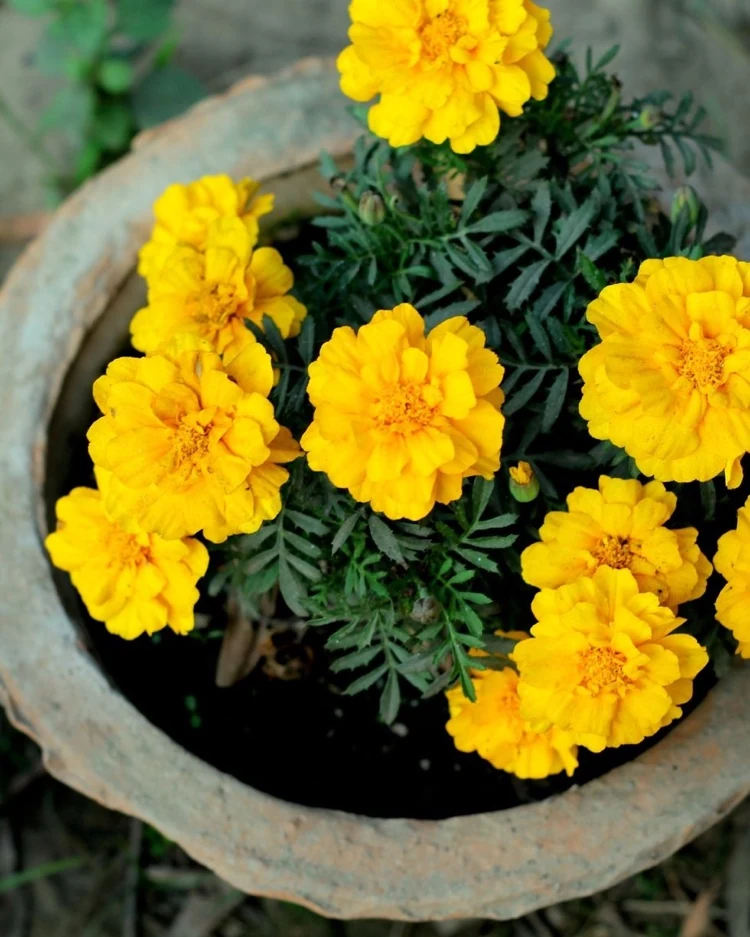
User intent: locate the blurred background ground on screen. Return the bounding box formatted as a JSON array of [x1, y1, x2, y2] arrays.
[[2, 0, 750, 934]]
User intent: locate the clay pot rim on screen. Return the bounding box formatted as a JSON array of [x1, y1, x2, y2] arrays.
[[1, 58, 750, 922]]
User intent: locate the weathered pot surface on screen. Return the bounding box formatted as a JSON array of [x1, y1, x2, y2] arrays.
[[2, 58, 750, 922]]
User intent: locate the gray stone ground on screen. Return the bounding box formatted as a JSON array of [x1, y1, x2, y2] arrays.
[[0, 0, 749, 276]]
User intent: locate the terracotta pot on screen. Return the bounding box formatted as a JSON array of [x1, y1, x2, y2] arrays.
[[2, 58, 750, 922]]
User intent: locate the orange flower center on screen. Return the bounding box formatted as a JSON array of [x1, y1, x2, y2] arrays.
[[105, 526, 148, 567], [189, 283, 242, 331], [419, 11, 466, 62], [374, 382, 439, 434], [171, 418, 212, 477], [678, 337, 730, 392], [592, 535, 632, 570], [580, 647, 629, 694]]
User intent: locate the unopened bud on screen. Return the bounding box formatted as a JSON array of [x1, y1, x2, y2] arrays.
[[509, 461, 540, 503], [670, 185, 701, 228], [358, 190, 386, 226], [411, 595, 442, 625], [636, 104, 661, 130]]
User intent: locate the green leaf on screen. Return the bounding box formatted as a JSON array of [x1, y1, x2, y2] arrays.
[[286, 552, 322, 582], [57, 0, 109, 58], [332, 510, 362, 554], [278, 555, 308, 617], [132, 65, 205, 130], [578, 253, 608, 293], [582, 229, 620, 262], [492, 244, 529, 276], [286, 510, 328, 536], [344, 663, 389, 695], [506, 260, 550, 311], [117, 0, 175, 41], [424, 297, 480, 329], [700, 481, 716, 521], [459, 177, 488, 226], [282, 530, 322, 559], [453, 547, 498, 573], [92, 101, 132, 152], [542, 368, 570, 432], [466, 535, 517, 549], [525, 311, 552, 361], [533, 281, 568, 321], [474, 513, 517, 531], [330, 646, 381, 672], [532, 182, 552, 242], [555, 200, 598, 259], [9, 0, 54, 15], [463, 209, 528, 235], [379, 671, 401, 724], [503, 369, 547, 415], [368, 515, 404, 564], [97, 59, 135, 94], [298, 315, 315, 364], [674, 136, 697, 177], [471, 477, 494, 523]]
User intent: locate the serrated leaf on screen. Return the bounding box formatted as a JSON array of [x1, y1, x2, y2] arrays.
[[675, 136, 697, 177], [298, 315, 315, 364], [379, 671, 401, 724], [465, 535, 517, 550], [582, 229, 620, 262], [578, 253, 608, 293], [457, 603, 484, 637], [660, 138, 675, 178], [555, 200, 598, 259], [542, 368, 571, 432], [368, 515, 405, 564], [453, 547, 498, 573], [594, 45, 620, 71], [471, 477, 494, 522], [245, 548, 279, 576], [425, 297, 480, 329], [532, 183, 552, 243], [344, 663, 389, 695], [525, 311, 552, 361], [503, 369, 547, 415], [282, 530, 322, 558], [278, 555, 308, 617], [330, 646, 381, 672], [534, 281, 568, 321], [506, 260, 551, 311], [474, 513, 517, 531], [286, 510, 328, 536], [332, 510, 362, 554], [464, 209, 528, 235], [459, 177, 488, 225], [492, 244, 529, 276]]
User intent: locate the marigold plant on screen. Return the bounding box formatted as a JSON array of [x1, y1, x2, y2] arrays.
[[131, 217, 306, 356], [513, 567, 709, 753], [521, 476, 711, 610], [46, 470, 208, 639], [45, 39, 744, 796], [579, 256, 750, 489], [714, 498, 750, 659], [301, 303, 505, 520], [138, 174, 274, 285], [88, 335, 300, 543], [338, 0, 555, 152]]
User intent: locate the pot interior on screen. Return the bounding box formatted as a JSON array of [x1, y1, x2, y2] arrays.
[[42, 162, 717, 821]]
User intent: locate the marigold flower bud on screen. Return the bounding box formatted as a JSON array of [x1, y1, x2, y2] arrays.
[[670, 185, 701, 228], [509, 461, 539, 502], [358, 190, 386, 226]]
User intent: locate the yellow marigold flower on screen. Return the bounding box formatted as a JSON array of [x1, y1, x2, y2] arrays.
[[337, 0, 555, 154], [714, 497, 750, 658], [446, 665, 578, 779], [45, 470, 208, 640], [300, 303, 505, 520], [131, 217, 306, 357], [88, 335, 300, 544], [521, 476, 711, 611], [509, 461, 533, 486], [138, 174, 274, 285], [579, 255, 750, 489], [513, 567, 709, 753]]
